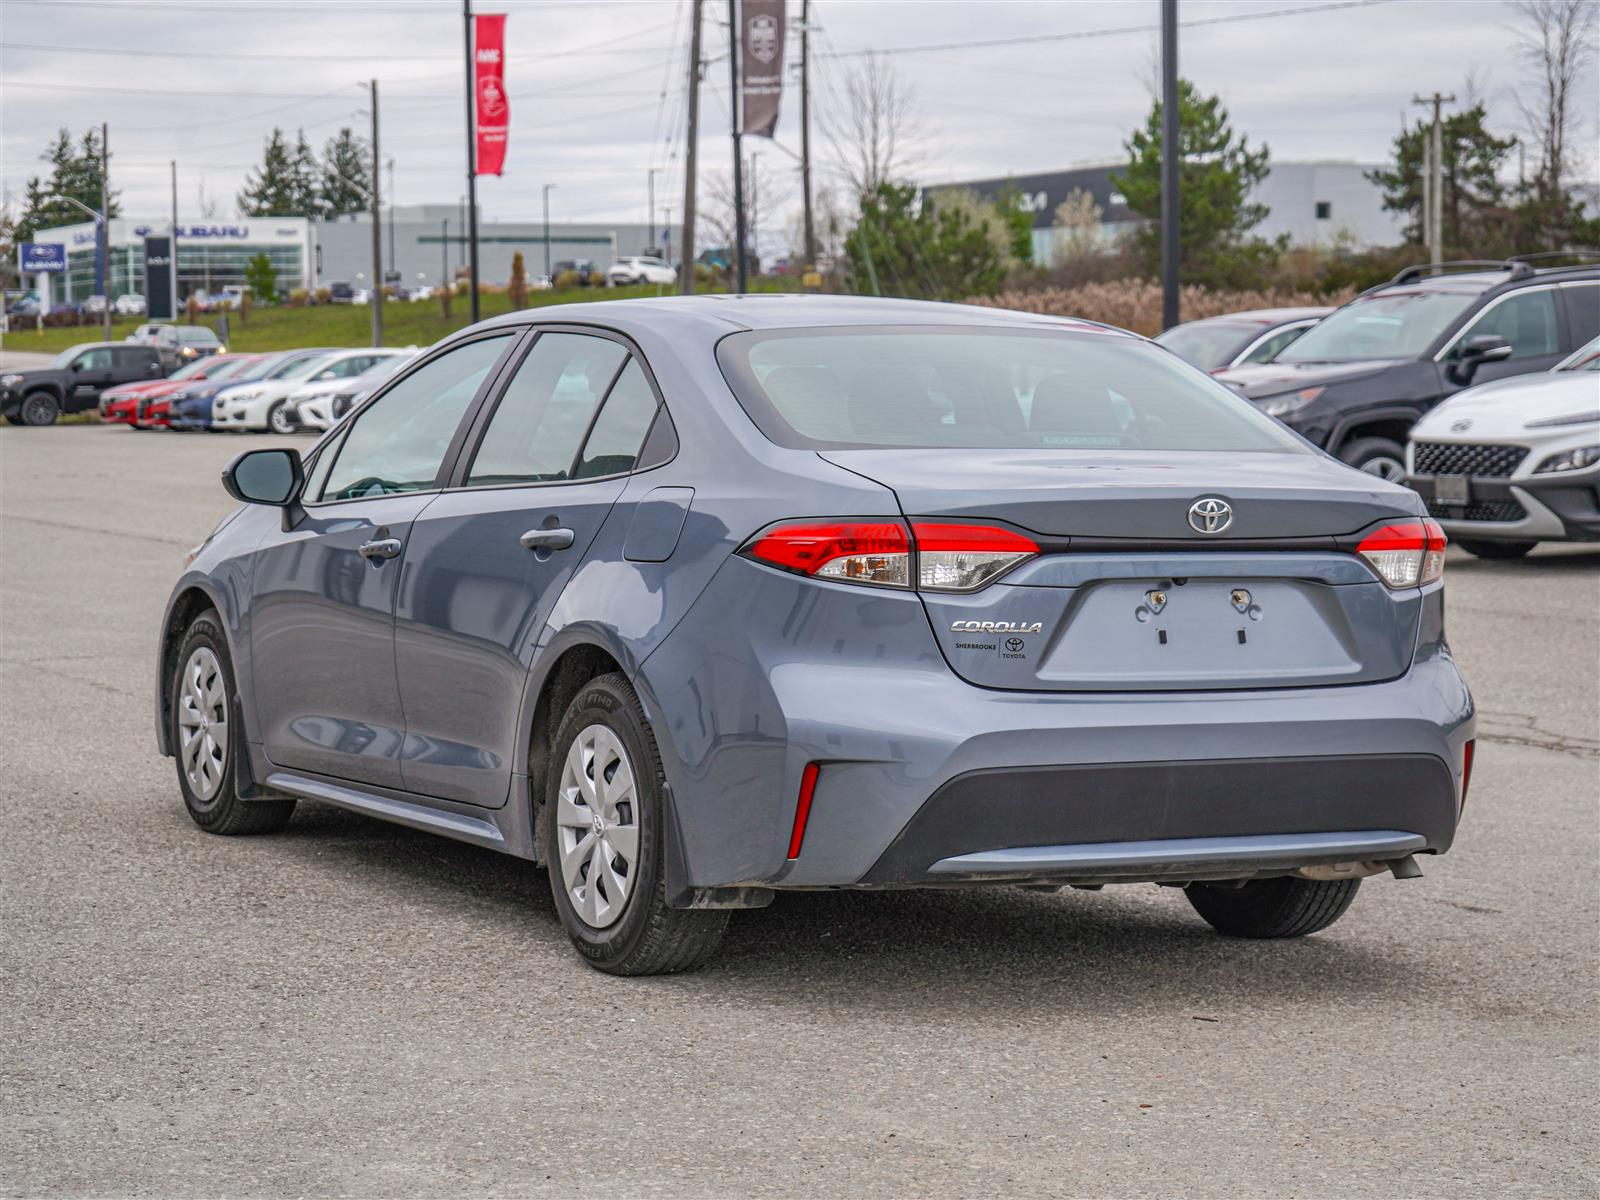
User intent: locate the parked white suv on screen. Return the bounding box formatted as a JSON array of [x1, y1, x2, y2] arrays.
[[606, 256, 676, 286], [1406, 337, 1600, 557]]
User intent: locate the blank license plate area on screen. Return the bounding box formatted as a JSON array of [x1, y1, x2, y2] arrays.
[[1037, 578, 1361, 689], [1434, 474, 1472, 506]]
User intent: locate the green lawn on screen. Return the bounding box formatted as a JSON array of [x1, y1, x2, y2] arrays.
[[4, 278, 803, 356]]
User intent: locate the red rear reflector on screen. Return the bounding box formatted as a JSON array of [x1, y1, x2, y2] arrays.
[[786, 762, 821, 859], [744, 521, 911, 587], [1460, 739, 1475, 813]]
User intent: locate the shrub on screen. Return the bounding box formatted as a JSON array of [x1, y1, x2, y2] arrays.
[[314, 286, 331, 306], [508, 251, 528, 309], [969, 280, 1354, 338], [554, 269, 581, 290], [286, 287, 310, 307], [437, 285, 453, 319]]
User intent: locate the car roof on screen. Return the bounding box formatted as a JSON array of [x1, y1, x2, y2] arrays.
[[476, 294, 1136, 337]]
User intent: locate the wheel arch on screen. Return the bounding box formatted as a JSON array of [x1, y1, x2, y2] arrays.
[[155, 581, 236, 756], [1329, 407, 1421, 455]]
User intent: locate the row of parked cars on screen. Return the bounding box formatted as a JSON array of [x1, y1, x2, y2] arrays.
[[1155, 256, 1599, 557]]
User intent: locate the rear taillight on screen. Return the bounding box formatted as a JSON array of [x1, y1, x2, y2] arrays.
[[744, 521, 911, 587], [1356, 519, 1446, 588], [912, 522, 1039, 592], [742, 520, 1038, 592]]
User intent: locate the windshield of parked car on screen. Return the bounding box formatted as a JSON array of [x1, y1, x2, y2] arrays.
[[356, 354, 412, 382], [1277, 289, 1478, 363], [1154, 320, 1255, 371], [50, 344, 95, 368], [267, 353, 333, 380], [177, 327, 219, 343], [1557, 337, 1600, 371], [718, 326, 1305, 452]]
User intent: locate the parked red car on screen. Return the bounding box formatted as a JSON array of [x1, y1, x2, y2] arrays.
[[113, 354, 257, 428]]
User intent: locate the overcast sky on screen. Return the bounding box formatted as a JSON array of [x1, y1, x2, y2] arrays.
[[3, 0, 1595, 250]]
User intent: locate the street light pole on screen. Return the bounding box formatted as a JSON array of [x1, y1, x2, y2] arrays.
[[647, 167, 660, 254], [542, 184, 555, 278], [100, 122, 111, 341], [1159, 0, 1180, 331]]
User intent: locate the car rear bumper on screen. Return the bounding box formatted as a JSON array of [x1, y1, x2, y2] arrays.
[[642, 557, 1474, 893]]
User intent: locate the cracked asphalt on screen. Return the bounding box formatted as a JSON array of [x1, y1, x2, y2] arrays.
[[2, 425, 1596, 1198]]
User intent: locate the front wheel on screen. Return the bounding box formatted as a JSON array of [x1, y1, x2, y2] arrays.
[[1186, 876, 1360, 938], [544, 673, 728, 975], [266, 401, 295, 435], [20, 392, 60, 426], [1337, 436, 1407, 483], [1456, 538, 1537, 559]]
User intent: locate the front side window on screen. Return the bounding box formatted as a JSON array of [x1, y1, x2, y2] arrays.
[[466, 333, 627, 486], [320, 334, 513, 501], [718, 327, 1305, 452], [75, 348, 114, 370], [1560, 283, 1598, 346], [1278, 289, 1478, 363], [1450, 289, 1559, 360]]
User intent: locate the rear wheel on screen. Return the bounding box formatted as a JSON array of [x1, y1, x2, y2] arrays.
[[1456, 538, 1536, 559], [1337, 437, 1407, 482], [1186, 876, 1360, 938], [543, 673, 727, 975], [171, 610, 296, 836], [20, 391, 60, 426]]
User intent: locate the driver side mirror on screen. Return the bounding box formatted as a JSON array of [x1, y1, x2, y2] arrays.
[[1450, 334, 1513, 384], [69, 360, 82, 371], [223, 447, 304, 507]]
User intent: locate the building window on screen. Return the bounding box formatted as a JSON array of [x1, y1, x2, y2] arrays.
[[1315, 201, 1332, 220]]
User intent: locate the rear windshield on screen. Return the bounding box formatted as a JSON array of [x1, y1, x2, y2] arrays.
[[1154, 320, 1255, 371], [716, 326, 1305, 452]]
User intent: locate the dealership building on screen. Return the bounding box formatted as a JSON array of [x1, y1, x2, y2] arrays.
[[24, 206, 673, 307], [925, 160, 1404, 265]]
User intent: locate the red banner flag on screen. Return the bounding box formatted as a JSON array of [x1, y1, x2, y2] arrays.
[[474, 13, 509, 176]]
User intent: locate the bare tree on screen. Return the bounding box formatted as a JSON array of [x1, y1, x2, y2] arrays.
[[821, 51, 920, 201], [195, 180, 220, 220], [1510, 0, 1598, 210], [701, 158, 795, 273]]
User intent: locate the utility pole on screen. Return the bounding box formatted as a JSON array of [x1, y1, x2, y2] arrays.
[[100, 122, 111, 342], [1159, 0, 1179, 331], [542, 184, 554, 278], [728, 0, 747, 293], [463, 0, 481, 321], [170, 159, 179, 319], [369, 79, 384, 346], [441, 217, 449, 288], [799, 0, 815, 273], [662, 205, 674, 269], [1412, 92, 1453, 264], [647, 167, 660, 254], [749, 150, 761, 273], [680, 0, 703, 294], [387, 158, 396, 284]]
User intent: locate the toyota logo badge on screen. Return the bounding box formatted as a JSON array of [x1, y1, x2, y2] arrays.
[[1187, 497, 1233, 534]]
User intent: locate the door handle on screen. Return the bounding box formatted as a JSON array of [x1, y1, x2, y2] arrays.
[[520, 527, 575, 551], [358, 537, 403, 560]]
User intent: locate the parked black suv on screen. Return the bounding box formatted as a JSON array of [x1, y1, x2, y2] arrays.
[[1, 342, 167, 426], [1215, 257, 1600, 479]]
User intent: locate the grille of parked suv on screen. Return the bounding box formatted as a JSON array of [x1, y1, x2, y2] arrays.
[[1413, 442, 1528, 477], [1427, 498, 1528, 523]]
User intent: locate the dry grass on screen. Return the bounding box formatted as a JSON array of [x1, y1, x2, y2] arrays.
[[968, 279, 1355, 337]]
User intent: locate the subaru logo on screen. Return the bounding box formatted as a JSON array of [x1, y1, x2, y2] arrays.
[[1187, 497, 1233, 534]]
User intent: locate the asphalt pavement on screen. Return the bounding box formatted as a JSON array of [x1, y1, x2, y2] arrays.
[[2, 425, 1596, 1198]]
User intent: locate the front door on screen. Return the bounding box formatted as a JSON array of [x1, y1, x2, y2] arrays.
[[395, 332, 665, 806], [67, 346, 114, 411], [249, 331, 520, 789]]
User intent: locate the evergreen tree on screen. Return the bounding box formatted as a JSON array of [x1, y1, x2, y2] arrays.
[[1366, 104, 1517, 253], [243, 252, 279, 304], [14, 127, 119, 242], [289, 129, 323, 218], [319, 128, 371, 218], [844, 182, 1011, 300], [1111, 80, 1280, 287], [237, 129, 299, 216]]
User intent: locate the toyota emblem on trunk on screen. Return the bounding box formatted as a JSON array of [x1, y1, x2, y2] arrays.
[[1187, 497, 1233, 534]]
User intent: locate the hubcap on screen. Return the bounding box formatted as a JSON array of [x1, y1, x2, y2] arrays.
[[1359, 456, 1405, 482], [269, 405, 292, 433], [177, 646, 228, 802], [556, 723, 640, 930]]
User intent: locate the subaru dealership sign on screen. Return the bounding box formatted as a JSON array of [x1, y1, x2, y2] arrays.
[[20, 242, 66, 272]]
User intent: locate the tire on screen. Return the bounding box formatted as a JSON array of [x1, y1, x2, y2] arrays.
[[1337, 437, 1408, 483], [1455, 538, 1537, 559], [19, 391, 60, 427], [171, 610, 296, 836], [266, 401, 294, 435], [543, 672, 727, 975], [1186, 876, 1360, 938]]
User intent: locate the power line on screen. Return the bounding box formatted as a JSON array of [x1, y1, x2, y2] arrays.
[[816, 0, 1394, 59]]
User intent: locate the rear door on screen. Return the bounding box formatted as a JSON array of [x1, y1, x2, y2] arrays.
[[249, 331, 519, 788], [394, 330, 665, 806]]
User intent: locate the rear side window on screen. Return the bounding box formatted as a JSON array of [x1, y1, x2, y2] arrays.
[[718, 327, 1304, 452], [319, 334, 514, 500], [1452, 289, 1559, 360], [465, 333, 627, 485], [575, 360, 660, 478]]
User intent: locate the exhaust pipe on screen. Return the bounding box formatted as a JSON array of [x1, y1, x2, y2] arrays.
[[1296, 854, 1423, 882]]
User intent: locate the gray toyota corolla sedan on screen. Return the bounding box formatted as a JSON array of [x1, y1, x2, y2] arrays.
[[155, 296, 1475, 975]]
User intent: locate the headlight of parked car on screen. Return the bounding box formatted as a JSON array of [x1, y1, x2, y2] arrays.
[[1533, 445, 1600, 474], [1253, 387, 1324, 418], [1, 373, 22, 387]]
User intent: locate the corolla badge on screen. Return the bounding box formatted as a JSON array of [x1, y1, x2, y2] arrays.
[[949, 620, 1044, 634], [1187, 497, 1233, 534]]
